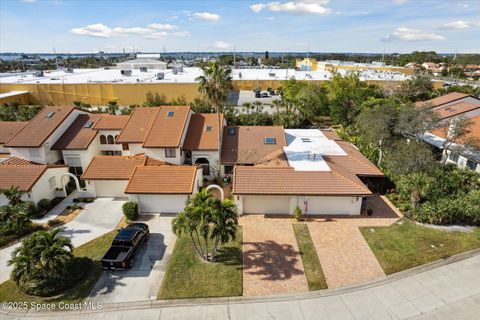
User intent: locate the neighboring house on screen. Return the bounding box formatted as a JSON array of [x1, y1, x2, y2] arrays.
[[183, 113, 224, 180], [0, 157, 68, 206], [93, 115, 129, 156], [416, 92, 480, 122], [0, 121, 27, 160], [116, 106, 193, 165], [81, 154, 202, 213], [4, 106, 88, 164], [426, 116, 480, 173], [232, 129, 383, 215]]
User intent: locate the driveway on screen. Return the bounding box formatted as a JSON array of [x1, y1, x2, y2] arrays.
[[0, 197, 124, 283], [240, 215, 308, 296], [89, 214, 176, 303]]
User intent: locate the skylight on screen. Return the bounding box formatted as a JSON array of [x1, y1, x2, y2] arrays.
[[45, 111, 55, 118], [264, 137, 276, 144], [228, 127, 236, 135], [84, 121, 94, 128], [205, 125, 212, 132], [167, 111, 174, 117]]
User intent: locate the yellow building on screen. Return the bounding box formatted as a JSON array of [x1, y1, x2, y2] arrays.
[[295, 58, 319, 71]]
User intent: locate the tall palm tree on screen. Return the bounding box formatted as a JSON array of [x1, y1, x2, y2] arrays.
[[210, 198, 238, 259], [9, 228, 73, 287], [398, 172, 433, 208], [0, 186, 25, 206], [196, 61, 233, 167], [242, 102, 253, 115]]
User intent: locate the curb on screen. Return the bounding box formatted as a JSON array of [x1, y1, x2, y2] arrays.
[[2, 246, 480, 318]]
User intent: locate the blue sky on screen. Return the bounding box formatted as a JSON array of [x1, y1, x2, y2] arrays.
[[0, 0, 479, 53]]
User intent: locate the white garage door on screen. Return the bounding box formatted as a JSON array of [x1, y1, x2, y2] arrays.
[[243, 195, 290, 214], [305, 196, 361, 215], [137, 194, 188, 214], [94, 180, 127, 198]]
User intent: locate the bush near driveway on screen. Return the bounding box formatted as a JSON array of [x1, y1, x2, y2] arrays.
[[158, 227, 243, 299], [361, 219, 480, 274], [122, 201, 138, 221]]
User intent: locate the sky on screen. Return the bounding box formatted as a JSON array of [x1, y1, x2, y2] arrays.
[[0, 0, 479, 54]]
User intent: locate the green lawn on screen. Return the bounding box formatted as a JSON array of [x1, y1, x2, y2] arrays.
[[0, 230, 116, 303], [158, 228, 243, 299], [293, 223, 328, 290], [361, 219, 480, 274]]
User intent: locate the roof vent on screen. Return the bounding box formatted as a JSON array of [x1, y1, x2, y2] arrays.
[[228, 127, 236, 135], [167, 111, 174, 117], [205, 125, 212, 132], [301, 138, 311, 143], [46, 111, 55, 118], [84, 121, 94, 128]]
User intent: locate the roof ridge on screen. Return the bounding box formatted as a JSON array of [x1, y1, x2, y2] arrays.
[[329, 163, 369, 192], [142, 107, 163, 147]]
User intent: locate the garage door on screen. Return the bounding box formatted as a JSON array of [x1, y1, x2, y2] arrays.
[[243, 195, 290, 214], [305, 196, 360, 215], [94, 180, 127, 198], [137, 194, 188, 213]]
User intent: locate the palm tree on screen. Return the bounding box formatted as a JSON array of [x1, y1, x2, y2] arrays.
[[253, 101, 263, 113], [398, 172, 433, 208], [0, 186, 25, 205], [172, 189, 238, 262], [242, 102, 253, 115], [196, 61, 233, 167], [9, 228, 73, 287]]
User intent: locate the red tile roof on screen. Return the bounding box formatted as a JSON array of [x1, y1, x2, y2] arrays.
[[0, 121, 27, 144], [52, 113, 102, 150], [0, 158, 47, 191], [5, 106, 78, 147], [416, 92, 470, 108], [81, 155, 146, 180], [125, 166, 198, 194], [93, 115, 129, 130], [434, 101, 480, 120], [183, 113, 223, 150], [116, 107, 160, 143], [143, 106, 191, 148]]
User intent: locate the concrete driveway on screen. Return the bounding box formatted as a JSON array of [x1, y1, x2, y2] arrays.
[[0, 197, 124, 284], [89, 214, 176, 303]]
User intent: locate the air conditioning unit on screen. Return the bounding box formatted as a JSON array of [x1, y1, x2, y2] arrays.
[[66, 68, 74, 73], [35, 70, 44, 77], [140, 67, 147, 72], [121, 70, 132, 76], [172, 68, 178, 75], [157, 72, 164, 80]]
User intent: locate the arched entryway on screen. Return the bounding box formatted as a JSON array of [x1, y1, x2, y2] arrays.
[[206, 184, 224, 201], [195, 158, 210, 176], [60, 173, 82, 196]]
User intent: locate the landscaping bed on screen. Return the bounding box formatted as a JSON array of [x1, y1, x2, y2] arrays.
[[361, 219, 480, 274], [158, 227, 243, 299], [293, 223, 328, 290], [0, 230, 117, 304]]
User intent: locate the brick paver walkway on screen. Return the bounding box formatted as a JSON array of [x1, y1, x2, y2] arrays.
[[307, 194, 402, 288], [240, 215, 309, 296]]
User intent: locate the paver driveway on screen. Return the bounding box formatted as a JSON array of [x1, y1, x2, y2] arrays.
[[240, 215, 308, 296], [306, 194, 402, 288], [89, 214, 176, 303], [0, 197, 124, 284]]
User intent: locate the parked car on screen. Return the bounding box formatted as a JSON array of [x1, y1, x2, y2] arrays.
[[101, 223, 149, 270], [255, 90, 261, 98], [261, 92, 269, 98]]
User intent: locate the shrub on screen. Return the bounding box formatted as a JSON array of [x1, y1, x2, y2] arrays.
[[14, 201, 37, 217], [37, 199, 50, 212], [47, 218, 62, 228], [293, 206, 303, 221], [122, 201, 138, 221]]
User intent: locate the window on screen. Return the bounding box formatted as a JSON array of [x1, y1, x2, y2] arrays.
[[167, 111, 174, 117], [48, 177, 56, 189], [264, 137, 276, 144], [201, 164, 210, 176], [466, 159, 478, 171], [228, 127, 236, 135], [448, 152, 459, 163], [107, 135, 114, 144], [69, 166, 83, 176], [65, 156, 82, 176], [205, 125, 212, 132], [122, 143, 129, 151], [104, 151, 122, 156], [100, 135, 107, 144], [165, 148, 176, 158], [224, 166, 233, 175]]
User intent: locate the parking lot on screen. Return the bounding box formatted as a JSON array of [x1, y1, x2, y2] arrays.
[[89, 214, 176, 303]]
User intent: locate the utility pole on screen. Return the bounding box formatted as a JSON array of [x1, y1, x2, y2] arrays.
[[233, 44, 236, 68], [53, 47, 59, 70]]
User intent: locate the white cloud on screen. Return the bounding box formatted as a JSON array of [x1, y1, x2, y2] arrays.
[[214, 41, 230, 49], [393, 0, 409, 4], [142, 32, 168, 40], [149, 23, 178, 30], [193, 12, 220, 21], [71, 23, 190, 39], [441, 20, 478, 29], [173, 31, 191, 37], [19, 0, 36, 3], [382, 27, 445, 42], [115, 27, 152, 35], [250, 1, 331, 15], [71, 23, 115, 38]]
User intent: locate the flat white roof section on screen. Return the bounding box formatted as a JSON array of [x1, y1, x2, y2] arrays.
[[283, 129, 347, 171], [0, 90, 29, 98]]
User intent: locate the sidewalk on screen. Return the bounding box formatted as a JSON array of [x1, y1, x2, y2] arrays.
[[2, 249, 479, 320]]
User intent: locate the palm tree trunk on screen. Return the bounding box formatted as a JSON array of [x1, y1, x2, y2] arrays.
[[211, 237, 220, 260], [194, 229, 205, 259], [216, 104, 222, 182], [190, 233, 204, 259]]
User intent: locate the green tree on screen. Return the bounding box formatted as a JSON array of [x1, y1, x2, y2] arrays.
[[0, 186, 25, 206], [172, 189, 238, 261], [383, 140, 436, 178], [397, 72, 434, 101], [144, 91, 168, 107], [107, 100, 118, 115], [397, 172, 435, 208]]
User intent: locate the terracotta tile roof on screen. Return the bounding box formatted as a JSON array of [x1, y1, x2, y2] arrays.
[[233, 166, 371, 196], [431, 115, 480, 144], [434, 102, 480, 120], [325, 141, 384, 176], [143, 106, 191, 148], [52, 113, 102, 150], [416, 92, 470, 108], [0, 121, 27, 144], [221, 126, 286, 165], [5, 106, 77, 147], [93, 115, 129, 130], [183, 113, 223, 150], [320, 129, 342, 141], [81, 155, 146, 180], [125, 166, 197, 194], [0, 160, 47, 191], [116, 107, 160, 143]]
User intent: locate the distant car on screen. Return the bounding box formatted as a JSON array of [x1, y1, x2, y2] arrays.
[[255, 90, 261, 98], [261, 92, 269, 98], [101, 223, 149, 270]]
